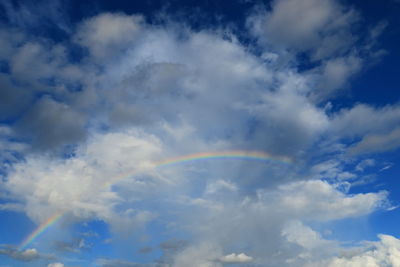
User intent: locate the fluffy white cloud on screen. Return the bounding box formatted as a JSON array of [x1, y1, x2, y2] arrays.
[[47, 263, 65, 267], [272, 180, 388, 221], [5, 130, 163, 227], [219, 253, 253, 263], [307, 235, 400, 267]]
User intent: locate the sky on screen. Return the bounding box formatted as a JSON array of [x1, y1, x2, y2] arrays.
[[0, 0, 400, 266]]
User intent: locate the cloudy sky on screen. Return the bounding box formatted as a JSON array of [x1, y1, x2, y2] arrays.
[[0, 0, 400, 266]]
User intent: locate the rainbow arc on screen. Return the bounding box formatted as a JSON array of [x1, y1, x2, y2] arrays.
[[18, 150, 291, 250]]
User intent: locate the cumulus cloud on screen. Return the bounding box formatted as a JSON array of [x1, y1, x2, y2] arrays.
[[219, 252, 253, 263], [0, 0, 397, 266], [306, 234, 400, 267], [5, 130, 162, 227], [271, 180, 388, 221]]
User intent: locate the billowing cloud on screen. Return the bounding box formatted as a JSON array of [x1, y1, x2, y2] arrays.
[[0, 0, 398, 266], [306, 235, 400, 267]]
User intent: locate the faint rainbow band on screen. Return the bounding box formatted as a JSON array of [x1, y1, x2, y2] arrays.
[[18, 150, 292, 250]]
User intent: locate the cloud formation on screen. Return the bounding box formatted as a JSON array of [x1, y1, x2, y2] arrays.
[[0, 0, 398, 266]]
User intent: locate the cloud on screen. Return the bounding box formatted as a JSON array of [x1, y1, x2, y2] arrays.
[[5, 130, 162, 227], [172, 242, 223, 267], [167, 180, 387, 266], [271, 180, 388, 221], [218, 253, 253, 263], [0, 202, 24, 212], [248, 0, 359, 58], [350, 127, 400, 155], [16, 96, 86, 151], [74, 13, 144, 61], [355, 159, 376, 172], [247, 0, 385, 101], [54, 238, 88, 253], [331, 104, 400, 154], [0, 1, 397, 266], [48, 263, 65, 267], [282, 220, 338, 263], [0, 246, 52, 262], [306, 234, 400, 267]]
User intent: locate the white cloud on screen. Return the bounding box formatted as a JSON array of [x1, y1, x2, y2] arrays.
[[47, 263, 64, 267], [282, 221, 336, 251], [219, 252, 253, 263], [307, 234, 400, 267], [5, 130, 163, 227], [272, 180, 388, 220]]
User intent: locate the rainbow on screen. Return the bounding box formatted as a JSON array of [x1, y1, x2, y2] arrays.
[[154, 150, 292, 167], [18, 212, 64, 251], [18, 150, 291, 250], [105, 150, 292, 187]]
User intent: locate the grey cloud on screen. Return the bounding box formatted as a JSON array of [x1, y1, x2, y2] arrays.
[[310, 55, 362, 101], [160, 240, 188, 252], [15, 96, 86, 151], [0, 246, 52, 262], [0, 73, 33, 120], [74, 13, 144, 61], [350, 127, 400, 155], [249, 0, 359, 58], [54, 238, 88, 253], [247, 0, 385, 101], [332, 104, 400, 139]]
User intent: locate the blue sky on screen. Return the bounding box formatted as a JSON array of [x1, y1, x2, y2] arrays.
[[0, 0, 400, 266]]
